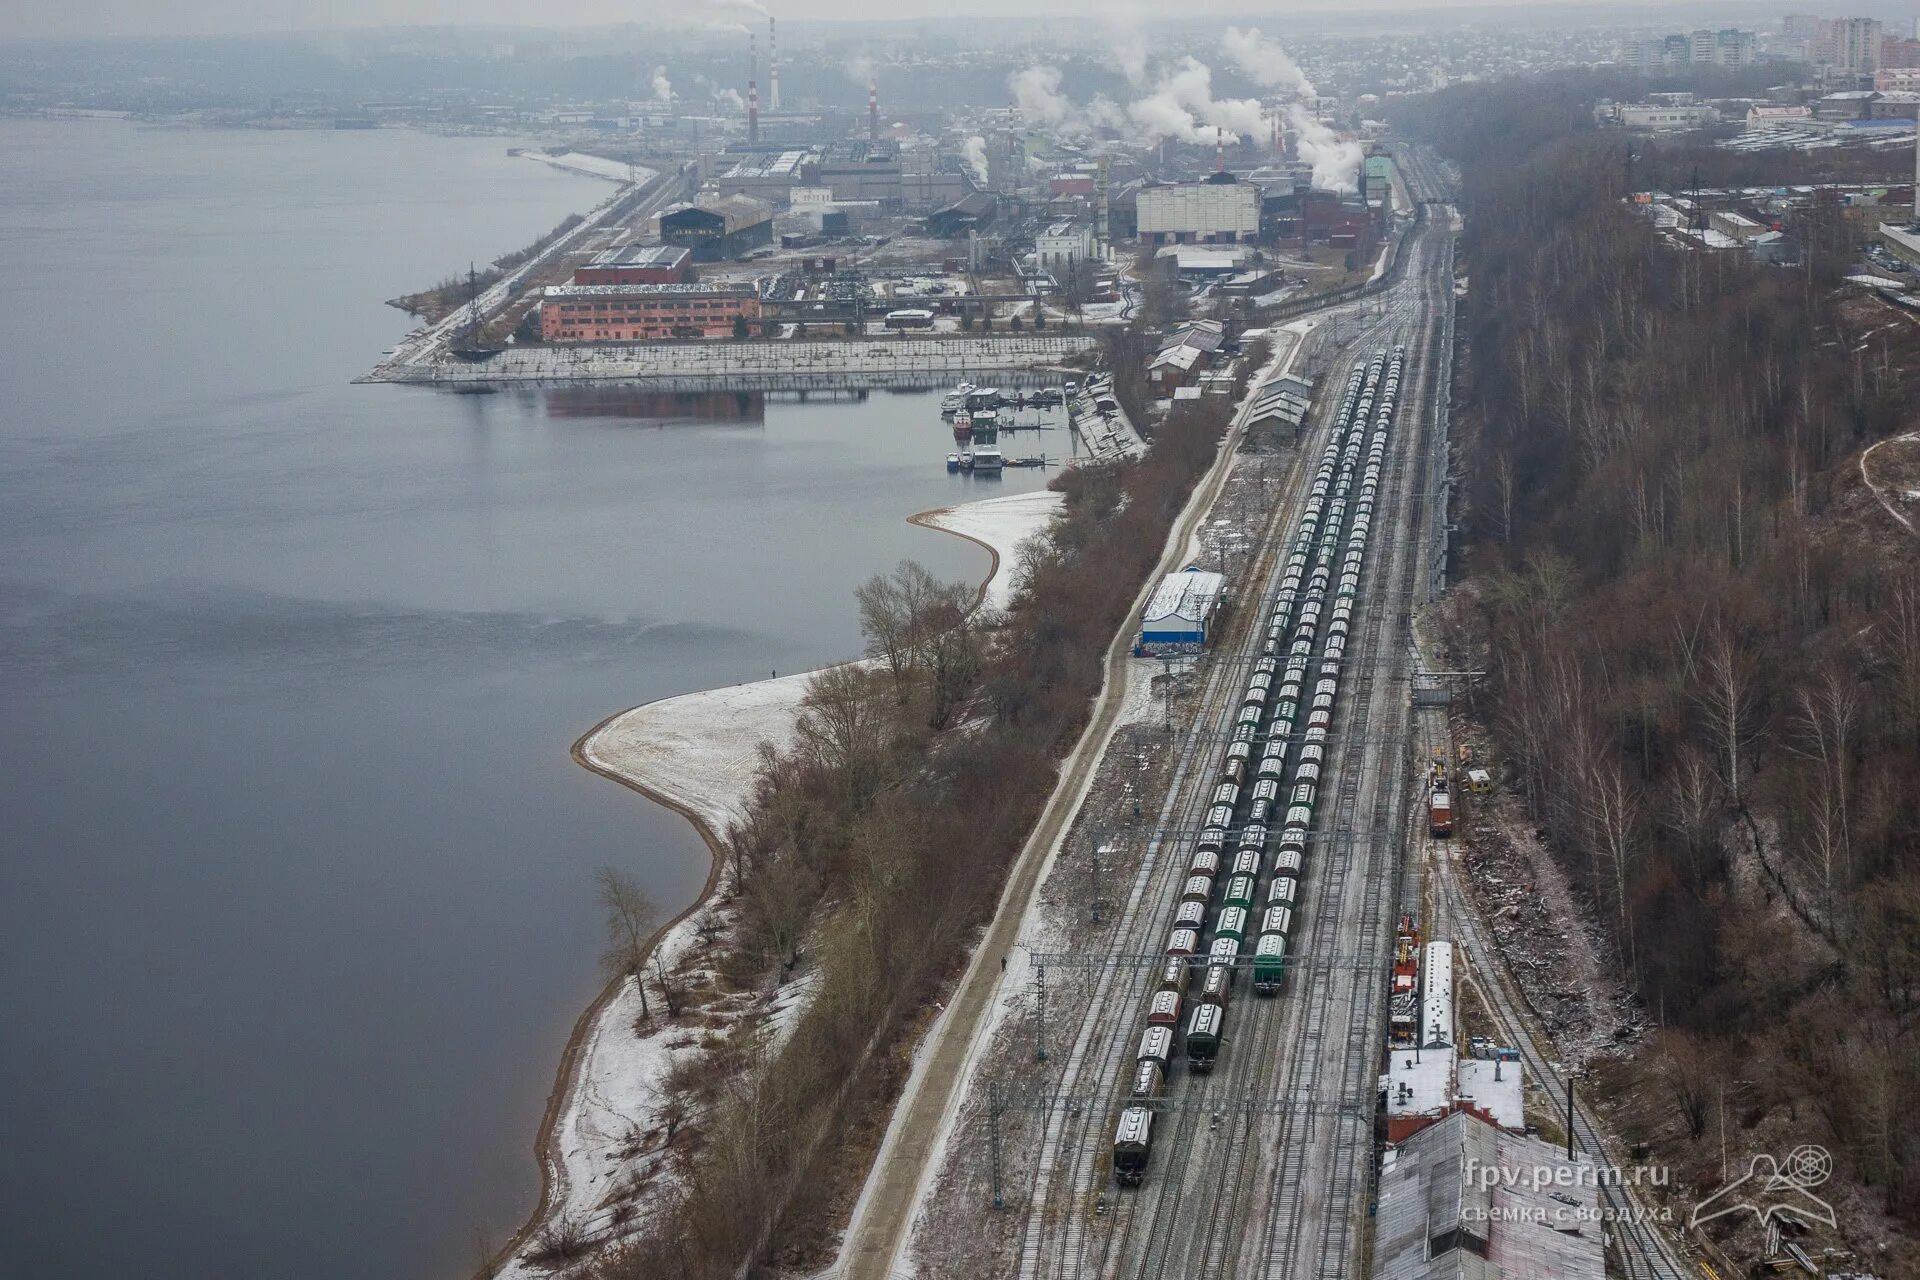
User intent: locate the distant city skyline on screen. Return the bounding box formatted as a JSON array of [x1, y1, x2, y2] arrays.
[[2, 0, 1771, 43]]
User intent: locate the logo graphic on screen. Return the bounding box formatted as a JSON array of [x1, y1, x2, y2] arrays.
[[1689, 1145, 1836, 1232]]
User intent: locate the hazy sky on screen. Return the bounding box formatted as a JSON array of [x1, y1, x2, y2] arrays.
[[2, 0, 1687, 42]]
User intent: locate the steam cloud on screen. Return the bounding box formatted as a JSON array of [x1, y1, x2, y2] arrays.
[[652, 66, 673, 102], [1002, 34, 1360, 192], [1286, 103, 1363, 192], [1221, 26, 1318, 97], [963, 135, 989, 186]]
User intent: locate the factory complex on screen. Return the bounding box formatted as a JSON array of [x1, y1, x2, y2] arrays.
[[493, 19, 1395, 352]]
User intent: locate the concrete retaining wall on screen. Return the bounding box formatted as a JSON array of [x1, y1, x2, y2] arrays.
[[361, 335, 1099, 386]]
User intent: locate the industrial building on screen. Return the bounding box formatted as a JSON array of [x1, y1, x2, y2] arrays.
[[1034, 221, 1095, 272], [926, 192, 998, 238], [1137, 175, 1261, 244], [712, 149, 811, 203], [1374, 1112, 1606, 1280], [809, 140, 905, 204], [657, 195, 775, 261], [1602, 102, 1720, 130], [1248, 375, 1314, 433], [538, 281, 761, 342], [572, 244, 694, 286], [1136, 568, 1227, 654]]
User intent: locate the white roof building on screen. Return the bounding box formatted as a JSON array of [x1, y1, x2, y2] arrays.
[[1456, 1058, 1526, 1131], [1422, 941, 1454, 1049], [1138, 569, 1227, 653]]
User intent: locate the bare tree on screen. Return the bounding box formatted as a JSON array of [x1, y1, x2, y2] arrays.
[[1697, 625, 1761, 809], [1578, 739, 1642, 970], [598, 867, 659, 1021], [1654, 1030, 1716, 1142], [653, 950, 682, 1018], [1786, 664, 1859, 911], [793, 662, 891, 805], [1886, 573, 1920, 747], [1663, 743, 1723, 884]]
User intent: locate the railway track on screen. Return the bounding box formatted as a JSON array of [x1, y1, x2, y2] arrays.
[[998, 214, 1456, 1280], [1012, 334, 1338, 1280], [1255, 266, 1438, 1280], [1428, 816, 1692, 1280]]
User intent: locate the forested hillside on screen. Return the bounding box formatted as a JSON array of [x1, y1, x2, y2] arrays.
[[1395, 75, 1920, 1257]]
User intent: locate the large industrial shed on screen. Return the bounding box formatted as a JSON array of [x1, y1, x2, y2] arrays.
[[1136, 568, 1226, 654], [1374, 1111, 1606, 1280], [657, 195, 775, 261]]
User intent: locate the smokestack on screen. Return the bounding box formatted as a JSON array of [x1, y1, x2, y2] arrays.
[[1095, 154, 1110, 254], [748, 32, 759, 144], [1215, 127, 1225, 173], [768, 15, 780, 113], [868, 77, 879, 143]]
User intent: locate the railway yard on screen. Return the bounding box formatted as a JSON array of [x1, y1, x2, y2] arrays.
[[830, 147, 1698, 1280]]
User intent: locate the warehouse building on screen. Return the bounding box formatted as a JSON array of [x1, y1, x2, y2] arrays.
[[1248, 375, 1314, 434], [1138, 175, 1261, 245], [808, 140, 905, 204], [539, 281, 761, 342], [657, 195, 775, 261], [713, 149, 812, 203], [926, 192, 998, 237], [1136, 568, 1227, 654], [572, 244, 694, 286], [1375, 1112, 1605, 1280]]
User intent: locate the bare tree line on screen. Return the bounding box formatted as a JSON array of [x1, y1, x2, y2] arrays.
[[1398, 73, 1920, 1229], [565, 385, 1234, 1278]]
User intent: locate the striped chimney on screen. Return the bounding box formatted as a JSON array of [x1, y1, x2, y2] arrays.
[[769, 15, 780, 113], [869, 78, 879, 142]]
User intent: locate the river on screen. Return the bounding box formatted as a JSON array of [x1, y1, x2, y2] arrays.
[[0, 119, 1053, 1280]]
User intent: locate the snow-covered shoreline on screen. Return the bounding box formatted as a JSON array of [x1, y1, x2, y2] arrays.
[[518, 150, 657, 184], [495, 487, 1063, 1275]]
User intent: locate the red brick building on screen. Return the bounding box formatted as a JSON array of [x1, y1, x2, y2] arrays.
[[539, 282, 762, 342], [571, 244, 694, 285]]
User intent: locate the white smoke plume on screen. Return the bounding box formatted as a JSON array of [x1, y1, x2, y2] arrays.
[[963, 135, 989, 186], [1126, 57, 1265, 147], [651, 66, 673, 102], [707, 0, 769, 17], [1010, 65, 1078, 132], [713, 86, 745, 110], [844, 53, 876, 86], [1220, 27, 1317, 97], [1286, 103, 1363, 192]]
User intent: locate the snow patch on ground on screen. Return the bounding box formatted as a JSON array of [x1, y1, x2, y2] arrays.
[[918, 489, 1066, 612], [585, 671, 815, 835]]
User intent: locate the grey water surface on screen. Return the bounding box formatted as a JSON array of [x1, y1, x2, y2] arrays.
[[0, 118, 1047, 1280]]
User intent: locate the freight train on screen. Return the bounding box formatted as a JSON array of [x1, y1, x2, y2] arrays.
[[1113, 345, 1407, 1185]]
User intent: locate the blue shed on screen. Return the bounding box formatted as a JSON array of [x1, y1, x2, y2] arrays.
[[1137, 568, 1226, 654]]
